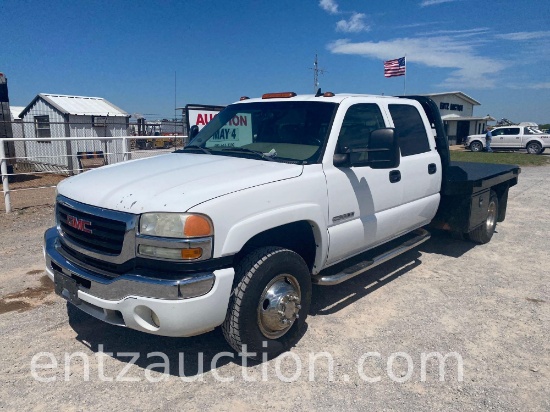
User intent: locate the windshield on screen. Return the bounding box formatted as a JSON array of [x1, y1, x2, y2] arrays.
[[186, 101, 337, 164]]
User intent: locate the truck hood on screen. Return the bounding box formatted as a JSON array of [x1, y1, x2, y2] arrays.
[[57, 153, 303, 213]]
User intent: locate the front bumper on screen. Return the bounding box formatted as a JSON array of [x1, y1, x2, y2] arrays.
[[44, 227, 235, 337]]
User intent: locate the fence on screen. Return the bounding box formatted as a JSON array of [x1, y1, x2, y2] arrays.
[[1, 135, 188, 213], [7, 118, 185, 139]]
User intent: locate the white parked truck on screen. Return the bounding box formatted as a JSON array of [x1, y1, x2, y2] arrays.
[[45, 92, 520, 358], [465, 125, 550, 154]]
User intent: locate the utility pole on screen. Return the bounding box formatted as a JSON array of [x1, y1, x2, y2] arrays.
[[310, 54, 326, 93], [174, 71, 177, 134]]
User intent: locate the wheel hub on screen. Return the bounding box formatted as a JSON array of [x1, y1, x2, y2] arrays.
[[486, 200, 497, 233], [257, 275, 301, 339]]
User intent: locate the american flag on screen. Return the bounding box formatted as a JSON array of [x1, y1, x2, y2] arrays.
[[384, 57, 406, 78]]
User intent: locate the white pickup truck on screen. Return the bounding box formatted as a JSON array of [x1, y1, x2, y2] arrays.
[[45, 92, 520, 358], [465, 125, 550, 154]]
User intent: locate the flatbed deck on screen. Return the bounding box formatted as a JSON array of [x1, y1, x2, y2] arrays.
[[443, 161, 520, 195]]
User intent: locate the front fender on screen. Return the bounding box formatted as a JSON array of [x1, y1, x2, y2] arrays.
[[221, 203, 327, 273], [186, 165, 330, 274]]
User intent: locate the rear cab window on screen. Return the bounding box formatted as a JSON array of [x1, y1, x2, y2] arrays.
[[388, 104, 431, 156], [524, 127, 543, 135], [504, 127, 520, 135]]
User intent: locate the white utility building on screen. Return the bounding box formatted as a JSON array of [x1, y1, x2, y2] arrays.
[[17, 94, 130, 173], [424, 92, 495, 145]]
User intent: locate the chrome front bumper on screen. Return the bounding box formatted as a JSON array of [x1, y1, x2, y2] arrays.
[[45, 227, 235, 337], [44, 227, 215, 301]]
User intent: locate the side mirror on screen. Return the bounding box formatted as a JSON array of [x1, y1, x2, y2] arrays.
[[350, 128, 400, 169], [366, 128, 400, 169], [189, 125, 199, 139], [333, 152, 349, 167]]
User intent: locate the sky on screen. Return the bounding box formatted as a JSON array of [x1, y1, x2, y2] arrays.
[[1, 0, 549, 123]]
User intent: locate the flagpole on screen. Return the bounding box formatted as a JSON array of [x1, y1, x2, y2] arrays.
[[404, 55, 407, 95]]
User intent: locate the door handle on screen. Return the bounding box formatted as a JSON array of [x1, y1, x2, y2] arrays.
[[428, 163, 437, 174], [389, 170, 401, 183]]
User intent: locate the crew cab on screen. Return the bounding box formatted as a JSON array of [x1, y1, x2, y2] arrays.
[[465, 125, 550, 154], [44, 92, 520, 358]]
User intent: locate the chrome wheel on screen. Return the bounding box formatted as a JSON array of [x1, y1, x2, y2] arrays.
[[527, 142, 542, 154], [257, 274, 301, 339], [468, 191, 499, 244], [486, 199, 497, 235], [223, 247, 311, 358], [470, 141, 483, 152]]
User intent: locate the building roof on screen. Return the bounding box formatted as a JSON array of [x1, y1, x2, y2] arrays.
[[424, 91, 481, 106], [19, 93, 129, 118], [442, 114, 496, 121], [9, 106, 25, 120]]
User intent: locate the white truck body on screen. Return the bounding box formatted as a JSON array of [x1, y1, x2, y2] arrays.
[[45, 93, 519, 357], [465, 125, 550, 154]]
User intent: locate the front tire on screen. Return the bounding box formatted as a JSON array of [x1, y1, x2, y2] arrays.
[[468, 190, 499, 244], [526, 141, 542, 154], [469, 141, 483, 152], [222, 247, 312, 359]]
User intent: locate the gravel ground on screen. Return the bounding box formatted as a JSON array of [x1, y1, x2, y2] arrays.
[[0, 174, 63, 212], [0, 167, 548, 411]]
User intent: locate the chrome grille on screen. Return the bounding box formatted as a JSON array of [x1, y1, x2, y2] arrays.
[[57, 203, 125, 254], [56, 196, 138, 262]]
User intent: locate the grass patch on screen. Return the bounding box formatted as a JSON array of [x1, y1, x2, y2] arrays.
[[450, 150, 550, 166]]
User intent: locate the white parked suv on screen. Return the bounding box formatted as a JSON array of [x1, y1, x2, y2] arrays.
[[465, 126, 550, 154]]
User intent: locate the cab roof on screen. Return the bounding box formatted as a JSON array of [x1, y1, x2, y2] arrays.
[[233, 93, 398, 105]]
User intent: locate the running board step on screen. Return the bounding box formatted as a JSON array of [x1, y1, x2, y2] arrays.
[[312, 228, 431, 286]]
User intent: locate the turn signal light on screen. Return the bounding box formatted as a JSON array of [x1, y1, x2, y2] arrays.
[[181, 248, 203, 260], [183, 215, 213, 237], [262, 92, 297, 99]]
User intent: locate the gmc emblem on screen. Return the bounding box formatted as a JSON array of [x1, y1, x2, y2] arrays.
[[67, 215, 93, 234]]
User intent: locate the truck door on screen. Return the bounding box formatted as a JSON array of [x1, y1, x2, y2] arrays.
[[386, 103, 442, 233], [490, 127, 505, 148], [501, 127, 522, 148], [493, 127, 521, 148], [324, 103, 404, 265]]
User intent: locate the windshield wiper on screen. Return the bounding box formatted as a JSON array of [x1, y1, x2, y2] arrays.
[[180, 145, 212, 155], [221, 147, 276, 161]]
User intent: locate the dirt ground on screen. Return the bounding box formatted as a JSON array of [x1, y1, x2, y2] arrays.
[[0, 167, 548, 411], [0, 173, 63, 212]]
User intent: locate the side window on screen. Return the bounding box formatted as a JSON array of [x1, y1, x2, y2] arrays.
[[492, 128, 504, 136], [388, 104, 430, 156], [34, 115, 51, 142], [506, 127, 520, 135], [336, 104, 385, 153], [524, 127, 542, 135]]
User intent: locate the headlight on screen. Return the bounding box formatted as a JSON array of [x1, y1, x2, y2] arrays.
[[137, 213, 213, 261], [140, 213, 213, 238]]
